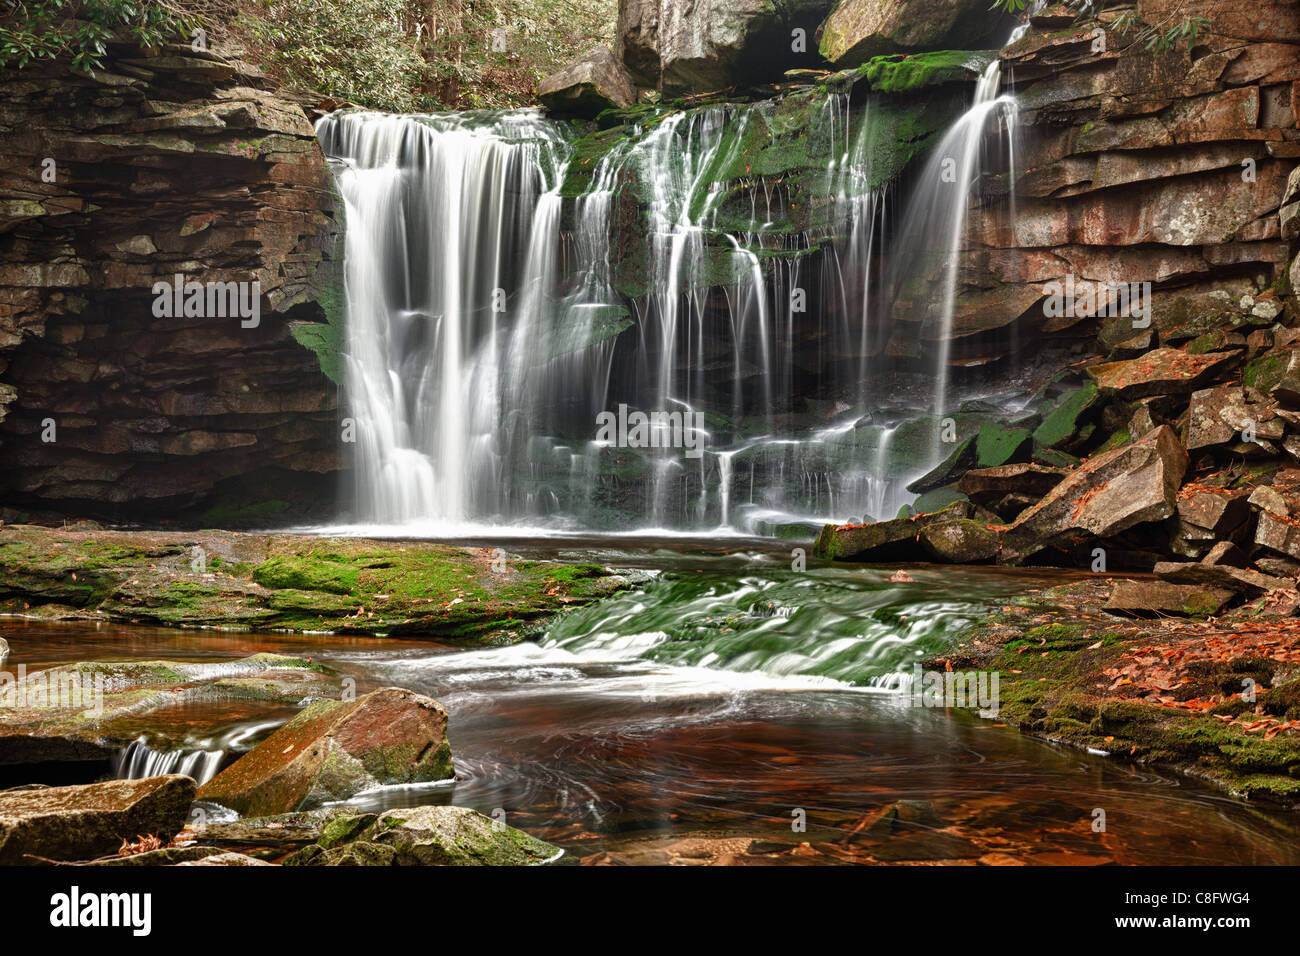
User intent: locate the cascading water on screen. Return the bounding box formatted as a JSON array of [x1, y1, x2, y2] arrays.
[[317, 67, 1019, 535], [113, 738, 225, 785], [886, 60, 1019, 461]]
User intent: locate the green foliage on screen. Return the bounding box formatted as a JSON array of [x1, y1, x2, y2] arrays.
[[993, 0, 1212, 53], [242, 0, 428, 111], [0, 0, 196, 71], [242, 0, 616, 111]]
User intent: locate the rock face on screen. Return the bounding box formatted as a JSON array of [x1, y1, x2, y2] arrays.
[[0, 42, 342, 523], [945, 0, 1300, 359], [538, 48, 636, 116], [196, 688, 454, 816], [286, 806, 561, 866], [818, 0, 998, 67], [616, 0, 837, 93], [0, 775, 195, 865]]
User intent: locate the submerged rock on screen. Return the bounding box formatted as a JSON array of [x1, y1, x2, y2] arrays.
[[197, 688, 453, 816], [0, 775, 195, 865], [285, 806, 561, 867]]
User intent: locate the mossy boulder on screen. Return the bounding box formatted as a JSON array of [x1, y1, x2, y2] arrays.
[[813, 500, 972, 561], [197, 688, 453, 817], [286, 806, 561, 866]]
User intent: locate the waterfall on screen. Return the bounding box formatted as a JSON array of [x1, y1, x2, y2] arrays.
[[886, 60, 1018, 458], [113, 738, 225, 785], [317, 70, 1018, 535]]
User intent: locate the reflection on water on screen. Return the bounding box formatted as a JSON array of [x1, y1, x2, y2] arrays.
[[3, 549, 1299, 865]]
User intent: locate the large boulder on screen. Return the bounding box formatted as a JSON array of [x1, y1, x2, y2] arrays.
[[1005, 425, 1188, 558], [286, 806, 561, 867], [617, 0, 837, 93], [537, 48, 635, 117], [0, 775, 195, 865], [817, 0, 998, 67], [197, 688, 453, 817]]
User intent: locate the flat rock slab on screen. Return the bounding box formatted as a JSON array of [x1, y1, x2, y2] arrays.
[[958, 462, 1067, 501], [0, 525, 627, 641], [197, 687, 452, 817], [1087, 348, 1237, 399], [0, 653, 335, 767], [813, 502, 973, 561], [0, 775, 195, 865], [1104, 579, 1235, 617], [1153, 561, 1293, 593]]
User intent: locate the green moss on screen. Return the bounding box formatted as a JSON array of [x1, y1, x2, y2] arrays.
[[1094, 427, 1131, 454], [975, 423, 1031, 467], [850, 50, 997, 94], [253, 555, 359, 595], [1243, 352, 1289, 391], [1032, 382, 1099, 448]]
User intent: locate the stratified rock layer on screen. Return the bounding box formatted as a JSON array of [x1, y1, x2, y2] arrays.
[[0, 42, 342, 523]]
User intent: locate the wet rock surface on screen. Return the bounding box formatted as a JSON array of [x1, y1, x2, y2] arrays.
[[0, 525, 629, 639], [0, 774, 194, 865], [197, 688, 453, 816]]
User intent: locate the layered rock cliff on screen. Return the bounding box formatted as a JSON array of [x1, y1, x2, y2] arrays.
[[0, 42, 342, 524]]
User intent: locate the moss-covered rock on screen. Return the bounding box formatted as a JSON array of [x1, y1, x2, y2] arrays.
[[0, 525, 630, 642], [285, 805, 561, 866]]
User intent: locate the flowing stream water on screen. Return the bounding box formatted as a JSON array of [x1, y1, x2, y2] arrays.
[[5, 547, 1299, 865]]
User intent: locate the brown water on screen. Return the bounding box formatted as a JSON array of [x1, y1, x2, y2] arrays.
[[3, 548, 1299, 866]]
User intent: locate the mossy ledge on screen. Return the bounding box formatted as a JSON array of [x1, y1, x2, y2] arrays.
[[0, 525, 632, 643], [928, 578, 1300, 807]]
